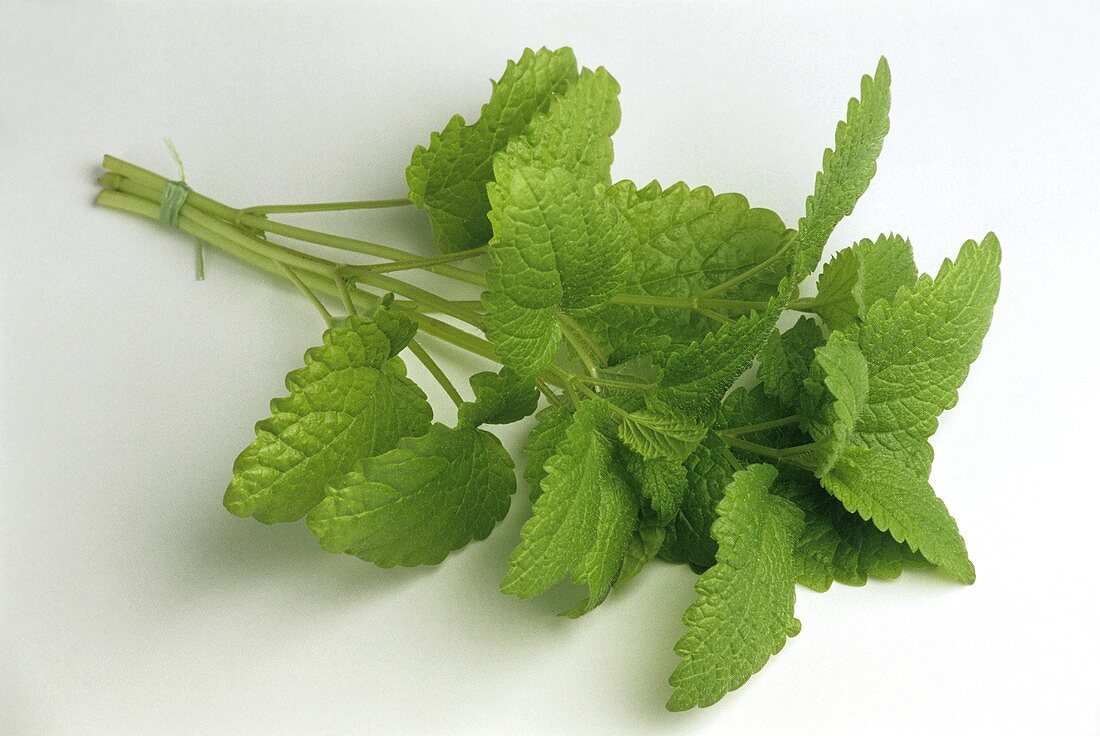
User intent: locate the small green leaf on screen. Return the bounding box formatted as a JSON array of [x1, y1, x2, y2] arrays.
[[797, 235, 999, 583], [458, 366, 540, 427], [306, 423, 515, 567], [757, 317, 824, 408], [719, 384, 812, 470], [522, 404, 573, 503], [823, 447, 974, 583], [501, 400, 615, 597], [660, 432, 739, 568], [813, 234, 918, 329], [562, 458, 638, 617], [667, 464, 804, 711], [803, 234, 1002, 477], [800, 335, 869, 473], [579, 180, 789, 356], [774, 473, 930, 592], [790, 58, 893, 285], [617, 519, 666, 586], [406, 47, 579, 253], [653, 285, 788, 418], [495, 66, 621, 188], [617, 408, 707, 462], [224, 315, 432, 524], [624, 454, 688, 524]]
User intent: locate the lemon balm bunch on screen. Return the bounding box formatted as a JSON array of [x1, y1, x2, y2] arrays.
[[96, 47, 1000, 710]]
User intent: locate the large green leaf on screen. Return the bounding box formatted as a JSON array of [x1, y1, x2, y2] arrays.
[[406, 47, 579, 253], [483, 166, 629, 374], [224, 313, 431, 524], [667, 464, 804, 711], [307, 423, 515, 567]]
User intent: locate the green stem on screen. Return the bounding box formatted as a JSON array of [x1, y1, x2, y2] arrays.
[[718, 415, 800, 436], [101, 156, 486, 287], [789, 297, 818, 312], [564, 380, 582, 410], [349, 269, 483, 329], [610, 292, 771, 313], [558, 314, 606, 367], [406, 339, 463, 408], [96, 182, 571, 392], [534, 377, 562, 407], [572, 374, 652, 391], [723, 435, 818, 469], [693, 306, 737, 326], [334, 274, 358, 316], [348, 246, 487, 275], [277, 262, 334, 326], [237, 211, 487, 287], [696, 228, 798, 299], [559, 319, 600, 379], [573, 381, 612, 408], [241, 198, 412, 215], [722, 436, 789, 460], [96, 188, 497, 364], [392, 298, 484, 312], [777, 440, 823, 458], [101, 172, 339, 278], [101, 169, 485, 331]]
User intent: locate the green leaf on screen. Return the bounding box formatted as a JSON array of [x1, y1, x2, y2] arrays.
[[796, 235, 1000, 583], [800, 335, 869, 473], [224, 314, 432, 524], [845, 234, 1001, 474], [804, 234, 1002, 477], [501, 400, 616, 597], [822, 447, 974, 583], [306, 423, 515, 567], [617, 518, 666, 586], [653, 286, 788, 417], [715, 385, 908, 589], [624, 453, 688, 524], [495, 66, 621, 188], [482, 166, 629, 374], [757, 317, 825, 408], [579, 180, 789, 355], [660, 432, 739, 568], [774, 473, 929, 592], [617, 408, 707, 462], [790, 58, 892, 285], [458, 366, 540, 427], [562, 458, 639, 617], [522, 404, 573, 503], [813, 234, 918, 329], [667, 464, 804, 711], [406, 47, 579, 253]]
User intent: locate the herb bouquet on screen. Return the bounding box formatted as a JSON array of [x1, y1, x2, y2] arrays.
[[95, 47, 1000, 710]]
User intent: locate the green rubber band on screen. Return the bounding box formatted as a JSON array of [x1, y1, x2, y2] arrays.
[[159, 179, 191, 228], [161, 139, 206, 281]]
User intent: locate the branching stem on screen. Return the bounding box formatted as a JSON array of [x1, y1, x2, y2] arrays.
[[241, 198, 412, 215], [406, 339, 464, 408], [277, 261, 335, 326], [717, 415, 800, 436], [559, 319, 600, 379]]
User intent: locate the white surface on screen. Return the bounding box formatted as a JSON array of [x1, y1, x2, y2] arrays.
[[2, 1, 1098, 734]]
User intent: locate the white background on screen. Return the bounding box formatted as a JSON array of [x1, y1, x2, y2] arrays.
[[2, 1, 1098, 734]]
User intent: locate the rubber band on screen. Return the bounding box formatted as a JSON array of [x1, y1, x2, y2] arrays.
[[161, 139, 205, 280], [158, 179, 191, 228]]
